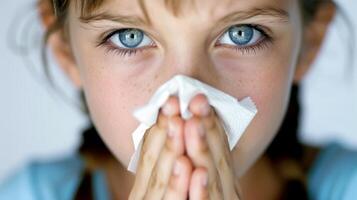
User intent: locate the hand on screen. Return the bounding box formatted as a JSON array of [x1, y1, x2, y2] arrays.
[[185, 94, 242, 199], [129, 96, 193, 200]]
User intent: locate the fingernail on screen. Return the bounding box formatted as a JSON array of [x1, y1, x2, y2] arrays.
[[200, 102, 210, 116], [163, 102, 173, 116], [201, 173, 208, 187], [174, 161, 181, 176]]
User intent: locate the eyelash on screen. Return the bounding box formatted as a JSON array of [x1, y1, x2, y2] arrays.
[[97, 25, 273, 57], [103, 44, 148, 57]]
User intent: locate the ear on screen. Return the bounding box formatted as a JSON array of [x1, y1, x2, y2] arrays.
[[47, 31, 82, 88], [38, 0, 82, 89], [294, 2, 336, 83]]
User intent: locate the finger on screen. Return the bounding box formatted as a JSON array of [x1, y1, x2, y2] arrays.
[[189, 93, 211, 117], [190, 168, 209, 200], [189, 94, 239, 199], [157, 95, 180, 128], [144, 116, 185, 200], [163, 156, 192, 200], [188, 94, 217, 134], [199, 105, 238, 199], [185, 117, 223, 199], [162, 95, 180, 117], [206, 113, 238, 199], [129, 96, 179, 200], [129, 113, 167, 200]]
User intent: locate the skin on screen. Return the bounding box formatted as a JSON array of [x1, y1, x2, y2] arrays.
[[39, 0, 336, 199]]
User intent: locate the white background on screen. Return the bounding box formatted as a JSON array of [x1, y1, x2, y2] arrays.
[[0, 0, 356, 184], [0, 0, 87, 183], [299, 0, 357, 149]]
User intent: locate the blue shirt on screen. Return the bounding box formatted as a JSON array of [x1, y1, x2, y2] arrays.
[[308, 144, 357, 200], [1, 144, 357, 200], [0, 155, 111, 200]]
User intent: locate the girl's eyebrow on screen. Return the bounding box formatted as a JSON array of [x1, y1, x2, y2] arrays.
[[80, 7, 289, 27], [219, 7, 290, 25], [80, 13, 148, 26]]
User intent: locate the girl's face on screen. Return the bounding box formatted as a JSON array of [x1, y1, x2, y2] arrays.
[[67, 0, 302, 175]]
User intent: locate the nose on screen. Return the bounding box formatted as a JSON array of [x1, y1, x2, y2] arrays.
[[160, 41, 219, 86]]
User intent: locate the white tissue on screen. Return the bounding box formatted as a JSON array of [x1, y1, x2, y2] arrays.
[[127, 75, 257, 173]]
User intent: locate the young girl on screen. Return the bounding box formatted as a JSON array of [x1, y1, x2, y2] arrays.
[[1, 0, 353, 199]]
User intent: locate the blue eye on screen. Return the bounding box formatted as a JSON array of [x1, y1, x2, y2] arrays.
[[109, 28, 153, 49], [229, 26, 253, 45], [218, 25, 264, 47], [119, 29, 143, 47]]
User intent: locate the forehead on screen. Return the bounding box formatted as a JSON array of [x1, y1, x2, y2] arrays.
[[75, 0, 293, 20]]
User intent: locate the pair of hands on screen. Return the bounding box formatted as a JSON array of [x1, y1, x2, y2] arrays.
[[129, 94, 241, 200]]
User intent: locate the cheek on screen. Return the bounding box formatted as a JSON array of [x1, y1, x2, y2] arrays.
[[70, 32, 163, 166], [83, 77, 139, 166], [76, 57, 161, 166], [230, 68, 294, 177], [229, 40, 300, 176]]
